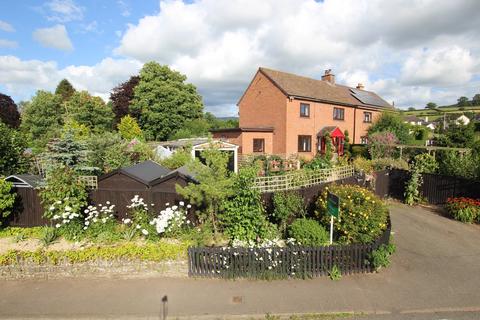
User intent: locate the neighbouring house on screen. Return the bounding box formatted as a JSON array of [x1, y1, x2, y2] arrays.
[[404, 115, 424, 126], [92, 160, 197, 218], [211, 67, 393, 159], [154, 138, 239, 172], [455, 115, 470, 125]]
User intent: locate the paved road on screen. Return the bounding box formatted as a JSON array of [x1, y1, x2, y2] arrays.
[[0, 203, 479, 319]]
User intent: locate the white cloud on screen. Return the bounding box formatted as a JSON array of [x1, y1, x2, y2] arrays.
[[44, 0, 84, 22], [0, 39, 18, 48], [0, 55, 141, 102], [2, 0, 480, 115], [401, 46, 476, 86], [33, 25, 73, 51], [0, 20, 15, 32]]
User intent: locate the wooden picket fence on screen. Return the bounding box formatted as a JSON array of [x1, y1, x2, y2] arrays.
[[188, 216, 391, 278], [252, 165, 355, 193]]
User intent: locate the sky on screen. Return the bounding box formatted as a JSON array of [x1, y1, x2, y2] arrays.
[[1, 0, 480, 117]]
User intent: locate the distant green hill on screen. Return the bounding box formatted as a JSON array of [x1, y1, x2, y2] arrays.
[[402, 105, 480, 120]]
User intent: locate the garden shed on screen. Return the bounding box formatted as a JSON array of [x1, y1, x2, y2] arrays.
[[4, 174, 49, 227], [92, 160, 196, 218]]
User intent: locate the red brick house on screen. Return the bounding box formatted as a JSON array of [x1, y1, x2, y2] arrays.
[[212, 67, 393, 159]]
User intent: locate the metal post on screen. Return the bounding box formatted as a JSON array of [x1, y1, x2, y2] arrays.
[[330, 216, 334, 245]]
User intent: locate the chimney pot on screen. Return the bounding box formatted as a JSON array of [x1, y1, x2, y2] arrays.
[[321, 69, 335, 84], [356, 83, 364, 90]]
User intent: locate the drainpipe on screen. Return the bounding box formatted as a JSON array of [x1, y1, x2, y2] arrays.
[[353, 108, 357, 144]]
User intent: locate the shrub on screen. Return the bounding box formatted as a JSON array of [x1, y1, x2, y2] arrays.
[[0, 179, 16, 226], [315, 185, 388, 244], [272, 191, 305, 235], [352, 157, 373, 174], [83, 202, 119, 243], [288, 218, 329, 246], [303, 155, 332, 170], [351, 145, 369, 158], [368, 131, 399, 159], [160, 147, 192, 170], [39, 166, 88, 221], [150, 202, 192, 237], [123, 195, 157, 240], [413, 153, 438, 174], [445, 197, 480, 223], [220, 166, 278, 243], [437, 150, 478, 179], [371, 158, 409, 171], [370, 243, 396, 271], [328, 264, 342, 281]]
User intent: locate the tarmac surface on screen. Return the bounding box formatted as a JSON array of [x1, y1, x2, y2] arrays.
[[0, 203, 479, 319]]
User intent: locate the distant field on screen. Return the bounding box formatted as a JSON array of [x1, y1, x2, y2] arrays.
[[403, 105, 480, 118]]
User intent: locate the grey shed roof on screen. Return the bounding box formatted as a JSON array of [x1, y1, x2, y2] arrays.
[[117, 160, 171, 185], [5, 174, 44, 188]]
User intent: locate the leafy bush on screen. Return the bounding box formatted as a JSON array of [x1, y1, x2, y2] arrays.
[[351, 145, 369, 158], [150, 202, 192, 238], [117, 115, 143, 140], [404, 168, 422, 206], [370, 243, 396, 271], [316, 185, 388, 244], [160, 147, 192, 170], [220, 166, 278, 243], [371, 158, 409, 171], [302, 155, 332, 170], [352, 157, 373, 174], [368, 112, 412, 144], [445, 197, 480, 223], [0, 227, 45, 239], [83, 203, 120, 243], [413, 153, 438, 174], [437, 150, 479, 179], [0, 179, 16, 226], [272, 191, 305, 235], [288, 218, 329, 246], [39, 165, 88, 221], [368, 131, 399, 159]]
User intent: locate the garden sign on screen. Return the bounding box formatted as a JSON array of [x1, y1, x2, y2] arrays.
[[327, 192, 339, 244]]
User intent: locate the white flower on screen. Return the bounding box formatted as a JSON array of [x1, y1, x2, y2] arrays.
[[179, 201, 184, 206], [56, 200, 62, 204], [136, 224, 141, 229], [106, 201, 110, 205], [65, 206, 72, 212], [49, 206, 55, 211], [55, 223, 61, 228], [123, 218, 131, 224], [84, 209, 89, 213], [172, 205, 178, 211], [187, 204, 192, 209], [53, 215, 60, 220], [141, 229, 149, 236], [85, 221, 90, 226]]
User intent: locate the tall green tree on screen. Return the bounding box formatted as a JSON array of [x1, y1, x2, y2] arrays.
[[131, 62, 204, 141], [55, 79, 76, 102], [472, 94, 480, 106], [457, 96, 470, 107], [426, 102, 437, 109], [0, 122, 27, 175], [0, 93, 20, 128], [20, 90, 64, 147], [65, 91, 114, 132], [368, 112, 411, 144]]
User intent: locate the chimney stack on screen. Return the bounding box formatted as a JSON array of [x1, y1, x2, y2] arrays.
[[356, 83, 365, 90], [321, 69, 335, 84]]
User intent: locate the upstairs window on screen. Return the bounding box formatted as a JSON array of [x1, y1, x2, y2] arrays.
[[333, 107, 345, 120], [253, 139, 265, 153], [300, 103, 310, 117], [298, 135, 312, 152], [364, 112, 372, 123]]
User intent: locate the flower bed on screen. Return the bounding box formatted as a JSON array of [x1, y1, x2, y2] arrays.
[[445, 197, 480, 223]]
